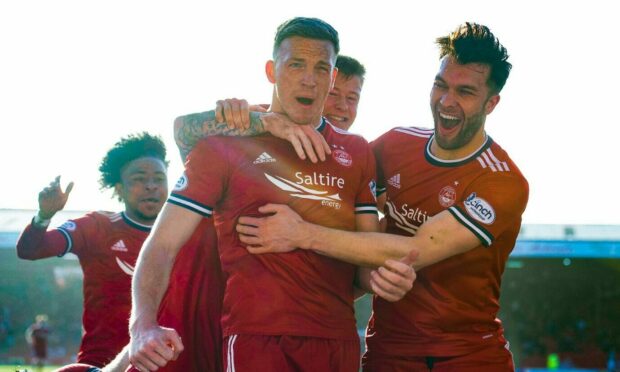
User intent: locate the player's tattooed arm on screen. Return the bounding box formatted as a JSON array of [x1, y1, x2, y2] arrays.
[[173, 111, 265, 159]]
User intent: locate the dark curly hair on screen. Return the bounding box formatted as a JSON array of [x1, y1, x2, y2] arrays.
[[98, 132, 168, 190], [436, 22, 511, 94]]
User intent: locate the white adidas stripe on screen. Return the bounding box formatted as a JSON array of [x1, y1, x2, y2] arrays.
[[480, 152, 498, 172], [477, 150, 510, 172], [394, 127, 432, 138], [227, 335, 237, 372], [486, 149, 509, 171], [329, 123, 365, 138]]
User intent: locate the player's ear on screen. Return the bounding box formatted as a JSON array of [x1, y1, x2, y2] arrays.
[[485, 94, 500, 115], [266, 60, 276, 84], [114, 183, 124, 202]]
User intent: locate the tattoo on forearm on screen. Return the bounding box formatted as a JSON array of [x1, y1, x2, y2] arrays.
[[175, 111, 266, 158]]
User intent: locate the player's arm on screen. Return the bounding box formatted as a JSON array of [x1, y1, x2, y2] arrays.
[[174, 103, 330, 162], [353, 214, 416, 302], [129, 203, 201, 371], [237, 204, 479, 270], [101, 345, 130, 372], [16, 176, 74, 260]]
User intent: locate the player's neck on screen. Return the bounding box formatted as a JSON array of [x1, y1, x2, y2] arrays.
[[430, 131, 488, 161], [123, 209, 155, 227]]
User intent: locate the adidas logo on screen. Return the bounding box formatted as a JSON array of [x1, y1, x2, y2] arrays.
[[253, 152, 276, 164], [111, 240, 128, 252], [388, 174, 401, 189]]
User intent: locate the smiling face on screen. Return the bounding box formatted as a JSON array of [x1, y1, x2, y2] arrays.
[[430, 56, 500, 159], [267, 36, 337, 126], [115, 156, 168, 224], [323, 73, 362, 130]]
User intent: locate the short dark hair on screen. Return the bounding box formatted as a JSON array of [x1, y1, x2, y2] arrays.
[[336, 55, 366, 83], [273, 17, 339, 58], [99, 132, 168, 189], [436, 22, 511, 94]]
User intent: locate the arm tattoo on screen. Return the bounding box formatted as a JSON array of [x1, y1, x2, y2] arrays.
[[175, 111, 266, 159]]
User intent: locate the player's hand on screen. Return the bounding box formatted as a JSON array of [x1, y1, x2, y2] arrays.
[[260, 112, 331, 163], [236, 204, 308, 254], [369, 249, 419, 302], [215, 98, 251, 130], [38, 176, 74, 220], [129, 325, 183, 371]]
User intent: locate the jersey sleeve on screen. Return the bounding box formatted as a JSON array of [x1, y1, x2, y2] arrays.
[[16, 221, 70, 259], [56, 213, 102, 257], [167, 138, 228, 217], [16, 214, 99, 259], [354, 140, 378, 215], [370, 130, 389, 197], [448, 172, 529, 247]]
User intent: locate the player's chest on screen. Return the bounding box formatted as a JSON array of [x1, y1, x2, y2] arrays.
[[227, 141, 364, 206], [89, 231, 145, 275], [382, 160, 479, 223]]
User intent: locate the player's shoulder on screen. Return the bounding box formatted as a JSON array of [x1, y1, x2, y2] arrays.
[[325, 121, 367, 141], [91, 210, 121, 221], [55, 210, 114, 234], [377, 126, 432, 144], [84, 210, 124, 228], [390, 126, 433, 138], [371, 126, 431, 155], [193, 135, 250, 158], [477, 138, 527, 181]]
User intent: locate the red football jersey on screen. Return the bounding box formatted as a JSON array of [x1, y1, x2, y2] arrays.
[[156, 218, 224, 372], [169, 121, 377, 341], [368, 127, 529, 357], [17, 211, 150, 367]]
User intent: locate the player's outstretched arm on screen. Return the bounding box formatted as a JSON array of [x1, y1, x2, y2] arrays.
[[237, 204, 480, 270], [16, 176, 74, 260], [174, 103, 330, 162], [101, 345, 130, 372], [173, 108, 263, 160], [129, 204, 201, 371]]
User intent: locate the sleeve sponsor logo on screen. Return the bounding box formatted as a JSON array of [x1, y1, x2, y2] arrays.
[[173, 173, 188, 191], [463, 192, 495, 225], [58, 220, 76, 231]]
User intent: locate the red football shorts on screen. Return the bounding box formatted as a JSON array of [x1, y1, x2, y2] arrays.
[[224, 334, 360, 372], [362, 340, 514, 372]]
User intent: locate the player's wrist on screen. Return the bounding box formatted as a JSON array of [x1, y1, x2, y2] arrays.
[[297, 221, 317, 250], [251, 112, 267, 133], [33, 212, 52, 228], [129, 314, 158, 334]]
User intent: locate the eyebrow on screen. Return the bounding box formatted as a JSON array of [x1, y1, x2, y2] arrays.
[[435, 75, 479, 92], [128, 170, 166, 175]]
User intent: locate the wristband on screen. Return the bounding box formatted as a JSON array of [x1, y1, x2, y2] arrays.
[[33, 214, 51, 228]]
